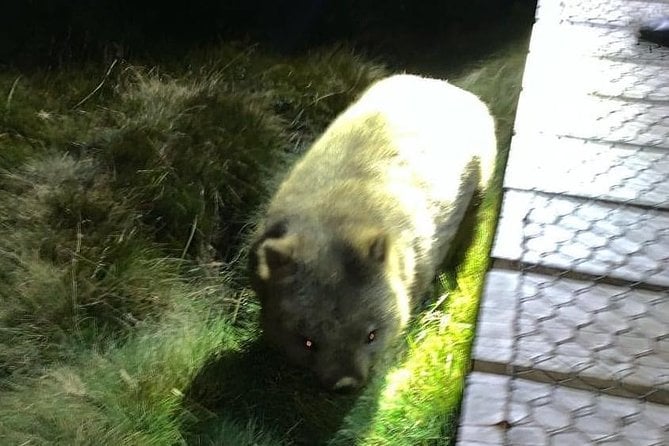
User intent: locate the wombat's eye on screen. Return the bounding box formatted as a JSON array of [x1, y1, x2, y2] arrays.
[[304, 337, 314, 350], [367, 330, 377, 344]]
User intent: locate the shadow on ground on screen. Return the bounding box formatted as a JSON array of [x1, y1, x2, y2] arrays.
[[183, 339, 383, 445]]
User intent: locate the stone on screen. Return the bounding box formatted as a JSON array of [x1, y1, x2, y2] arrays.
[[493, 190, 669, 288], [514, 92, 669, 150], [504, 133, 669, 210], [473, 338, 514, 366], [456, 425, 505, 445], [621, 416, 666, 440], [574, 412, 618, 436], [529, 21, 669, 65], [556, 342, 592, 358], [507, 427, 548, 445], [478, 321, 514, 341], [554, 0, 669, 28], [556, 304, 592, 329], [616, 332, 653, 358], [575, 331, 614, 352], [548, 431, 595, 444], [473, 270, 669, 401], [630, 316, 669, 341], [593, 311, 631, 335]]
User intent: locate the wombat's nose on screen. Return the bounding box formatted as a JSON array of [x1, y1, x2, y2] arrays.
[[332, 376, 360, 392]]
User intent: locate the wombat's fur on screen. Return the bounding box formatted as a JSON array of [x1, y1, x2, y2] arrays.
[[250, 74, 496, 391]]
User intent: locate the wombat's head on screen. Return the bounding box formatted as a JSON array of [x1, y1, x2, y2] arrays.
[[250, 220, 409, 391]]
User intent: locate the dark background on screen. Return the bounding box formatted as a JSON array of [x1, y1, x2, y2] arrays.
[[1, 0, 535, 67]]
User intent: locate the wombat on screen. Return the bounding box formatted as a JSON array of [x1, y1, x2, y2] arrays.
[[250, 74, 496, 391]]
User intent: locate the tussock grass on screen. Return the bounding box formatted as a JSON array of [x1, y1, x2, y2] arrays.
[[95, 71, 289, 259], [0, 153, 173, 375], [0, 44, 389, 445], [0, 36, 528, 445], [0, 291, 256, 445]]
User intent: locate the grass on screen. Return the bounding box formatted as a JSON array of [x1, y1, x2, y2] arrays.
[[0, 31, 529, 446]]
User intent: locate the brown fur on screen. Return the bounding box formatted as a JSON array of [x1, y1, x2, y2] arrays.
[[250, 74, 496, 390]]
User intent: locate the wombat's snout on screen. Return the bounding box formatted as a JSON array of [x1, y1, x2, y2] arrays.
[[332, 376, 361, 392], [319, 358, 368, 392]]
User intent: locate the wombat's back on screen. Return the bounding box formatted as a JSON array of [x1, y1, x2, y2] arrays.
[[268, 74, 496, 295], [343, 74, 496, 187]]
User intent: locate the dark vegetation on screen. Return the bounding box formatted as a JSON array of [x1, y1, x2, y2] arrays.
[[0, 1, 535, 444], [2, 1, 531, 67]]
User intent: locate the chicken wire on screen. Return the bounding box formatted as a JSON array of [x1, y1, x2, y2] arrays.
[[458, 0, 669, 444]]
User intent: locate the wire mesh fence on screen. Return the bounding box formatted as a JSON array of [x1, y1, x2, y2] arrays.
[[477, 192, 669, 443], [458, 0, 669, 444]]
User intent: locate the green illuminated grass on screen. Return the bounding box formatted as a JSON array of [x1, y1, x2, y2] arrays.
[[0, 37, 527, 445]]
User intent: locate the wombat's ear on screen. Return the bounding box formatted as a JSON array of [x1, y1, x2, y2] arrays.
[[255, 236, 297, 281], [366, 232, 387, 264]]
